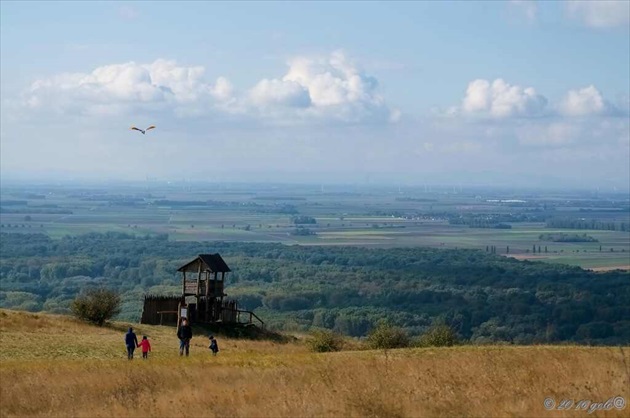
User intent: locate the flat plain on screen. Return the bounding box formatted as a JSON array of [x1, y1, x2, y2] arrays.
[[2, 183, 628, 269]]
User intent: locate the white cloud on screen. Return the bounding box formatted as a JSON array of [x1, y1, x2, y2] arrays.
[[118, 5, 139, 20], [451, 79, 621, 121], [559, 85, 608, 116], [22, 60, 233, 118], [283, 51, 379, 107], [566, 0, 630, 28], [211, 77, 234, 101], [246, 50, 395, 123], [460, 78, 548, 118], [17, 52, 396, 124], [509, 1, 538, 23], [249, 79, 311, 107], [443, 78, 628, 157]]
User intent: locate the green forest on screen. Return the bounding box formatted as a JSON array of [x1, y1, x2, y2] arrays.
[[1, 232, 628, 345]]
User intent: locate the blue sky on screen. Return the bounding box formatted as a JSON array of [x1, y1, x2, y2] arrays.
[[1, 1, 629, 189]]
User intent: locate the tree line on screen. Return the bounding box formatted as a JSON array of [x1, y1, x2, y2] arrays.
[[0, 231, 628, 345], [546, 218, 629, 232]]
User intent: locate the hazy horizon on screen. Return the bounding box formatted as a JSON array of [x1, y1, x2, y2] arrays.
[[1, 1, 629, 190], [2, 172, 629, 195]]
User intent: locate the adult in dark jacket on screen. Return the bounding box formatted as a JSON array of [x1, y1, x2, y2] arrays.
[[177, 318, 193, 356], [125, 327, 139, 360]]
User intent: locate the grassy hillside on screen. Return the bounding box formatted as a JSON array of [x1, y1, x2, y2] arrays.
[[0, 309, 628, 417]]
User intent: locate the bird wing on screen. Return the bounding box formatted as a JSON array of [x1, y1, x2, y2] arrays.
[[130, 126, 145, 134], [146, 125, 156, 131]]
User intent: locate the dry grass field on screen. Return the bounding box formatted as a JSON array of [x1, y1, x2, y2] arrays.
[[0, 309, 628, 418]]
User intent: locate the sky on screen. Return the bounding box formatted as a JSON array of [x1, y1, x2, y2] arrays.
[[1, 1, 629, 189]]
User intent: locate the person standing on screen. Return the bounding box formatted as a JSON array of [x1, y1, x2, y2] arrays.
[[125, 327, 139, 360], [177, 318, 193, 356], [209, 335, 219, 356], [138, 335, 152, 359]]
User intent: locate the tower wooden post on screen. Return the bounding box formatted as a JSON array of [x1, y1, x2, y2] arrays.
[[196, 262, 202, 321], [204, 270, 210, 321]]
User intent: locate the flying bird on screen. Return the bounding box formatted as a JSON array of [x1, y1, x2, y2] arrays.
[[130, 125, 156, 135]]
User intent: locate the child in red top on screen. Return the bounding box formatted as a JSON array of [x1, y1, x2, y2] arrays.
[[138, 336, 151, 359]]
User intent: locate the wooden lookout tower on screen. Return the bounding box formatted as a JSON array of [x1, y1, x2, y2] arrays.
[[178, 254, 230, 323], [140, 253, 264, 329]]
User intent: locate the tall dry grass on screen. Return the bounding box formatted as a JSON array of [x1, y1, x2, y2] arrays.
[[1, 309, 628, 417]]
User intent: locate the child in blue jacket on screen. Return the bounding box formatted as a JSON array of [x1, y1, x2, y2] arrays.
[[209, 335, 219, 356]]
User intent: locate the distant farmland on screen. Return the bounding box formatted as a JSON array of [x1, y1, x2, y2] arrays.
[[1, 182, 628, 269]]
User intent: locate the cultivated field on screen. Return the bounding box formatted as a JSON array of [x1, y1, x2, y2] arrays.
[[0, 309, 628, 417], [1, 183, 629, 269]]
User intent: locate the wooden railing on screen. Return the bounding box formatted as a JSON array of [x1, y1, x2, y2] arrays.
[[235, 309, 265, 329], [186, 310, 265, 328]]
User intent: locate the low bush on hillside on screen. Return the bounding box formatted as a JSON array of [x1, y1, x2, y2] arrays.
[[366, 323, 410, 349], [307, 329, 344, 352], [416, 324, 458, 347], [71, 288, 121, 326]]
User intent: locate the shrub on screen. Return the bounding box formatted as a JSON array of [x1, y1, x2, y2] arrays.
[[70, 288, 121, 326], [366, 323, 410, 349], [416, 324, 458, 347], [307, 329, 344, 352]]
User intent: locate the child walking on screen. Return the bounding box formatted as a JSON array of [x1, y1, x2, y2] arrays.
[[138, 335, 152, 359], [209, 335, 219, 356]]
